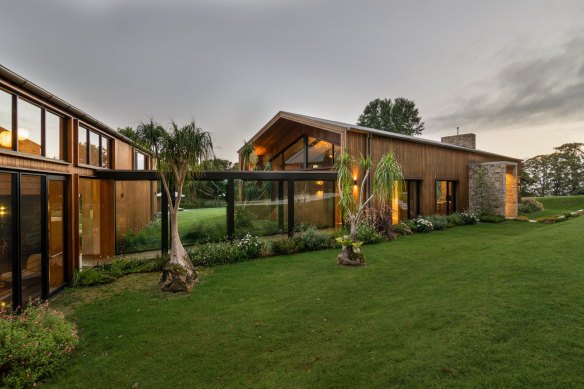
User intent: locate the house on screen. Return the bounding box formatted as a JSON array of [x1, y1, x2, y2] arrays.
[[239, 111, 520, 223], [0, 65, 157, 308]]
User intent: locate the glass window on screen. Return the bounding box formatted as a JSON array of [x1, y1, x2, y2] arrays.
[[20, 175, 42, 302], [89, 131, 100, 167], [101, 137, 110, 168], [0, 173, 13, 307], [135, 151, 145, 170], [293, 180, 335, 229], [17, 99, 42, 155], [48, 179, 66, 293], [436, 180, 456, 215], [235, 180, 286, 237], [79, 178, 105, 268], [45, 111, 63, 160], [0, 90, 12, 151], [307, 137, 335, 169], [283, 138, 306, 170], [78, 126, 88, 164]]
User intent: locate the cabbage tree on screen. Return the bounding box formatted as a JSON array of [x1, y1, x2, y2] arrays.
[[335, 150, 403, 265], [136, 120, 213, 292]]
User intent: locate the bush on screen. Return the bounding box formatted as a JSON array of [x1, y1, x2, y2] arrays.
[[189, 241, 247, 267], [300, 227, 335, 250], [536, 216, 569, 224], [392, 222, 413, 236], [519, 198, 544, 214], [513, 215, 530, 222], [237, 233, 263, 257], [425, 215, 448, 231], [74, 257, 165, 287], [460, 212, 480, 225], [411, 217, 433, 233], [269, 227, 335, 256], [355, 222, 383, 243], [479, 215, 506, 223], [360, 205, 394, 239], [0, 302, 78, 388], [446, 213, 464, 226], [571, 188, 584, 195]]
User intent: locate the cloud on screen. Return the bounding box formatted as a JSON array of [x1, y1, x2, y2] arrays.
[[430, 34, 584, 131]]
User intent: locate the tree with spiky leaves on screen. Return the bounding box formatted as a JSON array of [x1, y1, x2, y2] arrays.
[[357, 97, 424, 136], [135, 120, 214, 292], [334, 150, 403, 265]]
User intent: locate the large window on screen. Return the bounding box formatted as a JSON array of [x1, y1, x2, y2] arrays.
[[0, 90, 12, 151], [78, 126, 111, 168], [135, 150, 147, 170], [397, 180, 421, 220], [272, 136, 338, 170], [20, 175, 43, 302], [0, 90, 65, 160], [45, 111, 63, 160], [0, 173, 13, 307], [436, 180, 456, 215], [17, 98, 42, 156]]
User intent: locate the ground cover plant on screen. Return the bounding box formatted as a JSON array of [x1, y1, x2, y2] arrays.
[[0, 302, 78, 388], [525, 195, 584, 219], [47, 217, 584, 388]]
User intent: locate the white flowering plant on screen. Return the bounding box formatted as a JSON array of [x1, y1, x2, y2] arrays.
[[412, 217, 434, 233]]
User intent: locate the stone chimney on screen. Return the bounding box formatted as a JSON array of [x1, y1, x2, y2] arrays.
[[441, 133, 476, 149]]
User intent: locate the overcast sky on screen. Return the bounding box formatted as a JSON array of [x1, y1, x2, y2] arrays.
[[2, 0, 583, 160]]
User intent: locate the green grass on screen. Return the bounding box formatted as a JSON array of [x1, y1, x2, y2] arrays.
[[48, 217, 584, 388], [525, 195, 584, 218]]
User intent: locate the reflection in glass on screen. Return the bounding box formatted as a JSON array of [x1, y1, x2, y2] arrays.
[[436, 180, 455, 215], [116, 180, 161, 254], [0, 173, 13, 306], [283, 138, 305, 170], [180, 180, 227, 245], [17, 98, 42, 155], [101, 138, 109, 168], [293, 180, 335, 229], [90, 131, 100, 167], [45, 112, 63, 160], [306, 137, 335, 169], [235, 180, 285, 238], [398, 180, 420, 221], [0, 89, 12, 151], [277, 137, 337, 170], [48, 180, 66, 293], [78, 126, 87, 164], [135, 151, 145, 170], [20, 175, 42, 302], [79, 178, 102, 268]]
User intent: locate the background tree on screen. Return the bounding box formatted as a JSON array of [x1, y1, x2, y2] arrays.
[[357, 97, 424, 136], [135, 120, 214, 292], [118, 126, 138, 142]]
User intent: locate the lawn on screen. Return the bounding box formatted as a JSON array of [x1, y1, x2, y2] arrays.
[[525, 195, 584, 219], [48, 216, 584, 388]]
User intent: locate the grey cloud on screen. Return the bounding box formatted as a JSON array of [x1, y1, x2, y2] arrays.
[[430, 35, 584, 131]]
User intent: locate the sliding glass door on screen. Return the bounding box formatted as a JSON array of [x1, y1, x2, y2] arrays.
[[0, 171, 68, 308], [436, 180, 457, 215]]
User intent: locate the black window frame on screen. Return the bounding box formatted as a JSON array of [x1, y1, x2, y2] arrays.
[[270, 135, 339, 170], [78, 125, 111, 169]]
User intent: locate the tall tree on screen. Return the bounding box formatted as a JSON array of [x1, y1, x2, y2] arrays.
[[118, 126, 138, 142], [135, 120, 214, 292], [357, 97, 424, 136]]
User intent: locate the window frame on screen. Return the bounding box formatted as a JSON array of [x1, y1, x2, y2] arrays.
[[270, 135, 339, 170], [78, 124, 112, 169]]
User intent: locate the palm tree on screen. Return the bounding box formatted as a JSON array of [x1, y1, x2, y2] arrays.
[[335, 150, 403, 265], [136, 120, 214, 292]]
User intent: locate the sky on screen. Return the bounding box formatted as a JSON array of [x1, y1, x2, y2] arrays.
[[2, 0, 583, 161]]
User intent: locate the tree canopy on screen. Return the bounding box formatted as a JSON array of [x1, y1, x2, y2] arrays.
[[357, 97, 424, 136], [521, 142, 584, 197]]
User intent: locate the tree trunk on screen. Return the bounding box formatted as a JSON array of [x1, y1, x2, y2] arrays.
[[337, 244, 365, 266], [158, 208, 198, 292]]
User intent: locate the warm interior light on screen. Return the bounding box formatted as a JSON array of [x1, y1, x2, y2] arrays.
[[316, 190, 324, 197], [18, 128, 29, 141], [0, 130, 11, 148], [316, 180, 323, 186], [391, 182, 399, 225]]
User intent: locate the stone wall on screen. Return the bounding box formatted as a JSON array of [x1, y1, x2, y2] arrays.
[[469, 162, 518, 217], [441, 133, 476, 149]]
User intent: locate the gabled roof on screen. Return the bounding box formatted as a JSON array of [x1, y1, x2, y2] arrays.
[[241, 111, 521, 162]]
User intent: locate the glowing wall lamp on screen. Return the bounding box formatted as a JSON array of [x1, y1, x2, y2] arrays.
[[0, 130, 11, 148]]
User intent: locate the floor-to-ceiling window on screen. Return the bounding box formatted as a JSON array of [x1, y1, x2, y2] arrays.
[[48, 178, 66, 293], [398, 180, 421, 220], [271, 136, 338, 171], [436, 180, 456, 215], [20, 175, 43, 302], [79, 178, 102, 268], [0, 173, 13, 307]]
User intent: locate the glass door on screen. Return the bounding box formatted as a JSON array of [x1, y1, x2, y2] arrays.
[[20, 174, 43, 303], [48, 177, 66, 294], [0, 173, 14, 309], [436, 180, 457, 215]]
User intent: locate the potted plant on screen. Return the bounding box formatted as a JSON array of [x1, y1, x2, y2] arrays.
[[334, 151, 403, 266]]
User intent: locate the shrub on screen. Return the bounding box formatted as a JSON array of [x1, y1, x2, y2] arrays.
[[479, 215, 506, 223], [446, 213, 464, 226], [425, 215, 448, 231], [300, 227, 335, 250], [189, 241, 247, 267], [0, 302, 78, 388], [392, 222, 413, 236], [237, 233, 263, 257], [571, 188, 584, 195], [269, 236, 300, 255], [355, 222, 383, 243], [412, 217, 433, 233], [536, 216, 569, 224], [360, 205, 394, 239], [74, 256, 165, 287], [519, 198, 544, 214], [513, 215, 530, 222], [460, 212, 480, 225]]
